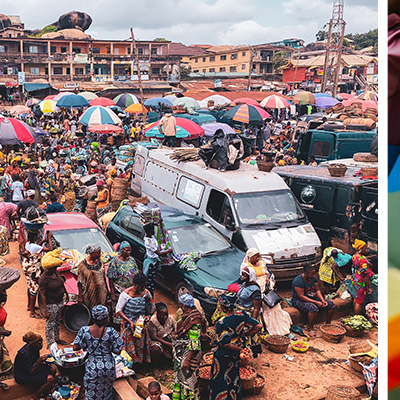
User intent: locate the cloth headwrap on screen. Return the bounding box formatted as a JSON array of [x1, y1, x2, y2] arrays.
[[64, 164, 71, 171], [227, 283, 240, 293], [352, 239, 366, 250], [242, 266, 257, 283], [110, 169, 117, 177], [119, 241, 130, 251], [96, 179, 105, 186], [86, 243, 101, 255], [92, 305, 108, 320], [179, 293, 194, 307], [0, 168, 4, 173], [241, 248, 260, 270], [23, 331, 42, 344], [218, 293, 237, 309]]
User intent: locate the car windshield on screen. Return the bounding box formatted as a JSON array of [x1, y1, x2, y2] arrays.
[[233, 190, 306, 227], [51, 228, 113, 254], [167, 223, 231, 255]]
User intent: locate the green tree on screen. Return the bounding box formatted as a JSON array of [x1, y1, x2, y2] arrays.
[[272, 52, 289, 73], [180, 65, 191, 80], [42, 25, 57, 34], [154, 37, 168, 42], [344, 28, 378, 50]]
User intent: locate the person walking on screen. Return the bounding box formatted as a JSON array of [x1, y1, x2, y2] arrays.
[[158, 113, 177, 147]]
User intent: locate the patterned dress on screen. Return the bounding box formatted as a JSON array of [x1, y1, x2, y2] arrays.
[[73, 326, 124, 400], [116, 290, 155, 363], [106, 256, 138, 291], [209, 311, 259, 400]]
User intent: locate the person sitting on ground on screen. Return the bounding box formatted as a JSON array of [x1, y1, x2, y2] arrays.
[[291, 265, 335, 337], [45, 194, 65, 214], [14, 331, 57, 400], [308, 155, 317, 166], [146, 381, 170, 400], [17, 190, 38, 217]]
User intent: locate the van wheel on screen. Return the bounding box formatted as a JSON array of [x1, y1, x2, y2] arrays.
[[175, 282, 193, 305]]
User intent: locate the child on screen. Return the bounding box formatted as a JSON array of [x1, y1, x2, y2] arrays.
[[146, 381, 169, 400], [143, 223, 172, 298], [11, 174, 25, 205]]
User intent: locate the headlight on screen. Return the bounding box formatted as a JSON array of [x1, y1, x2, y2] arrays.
[[204, 287, 227, 298], [262, 255, 274, 265], [315, 246, 322, 258]]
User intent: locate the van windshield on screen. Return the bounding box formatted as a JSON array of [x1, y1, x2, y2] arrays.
[[233, 190, 306, 227]]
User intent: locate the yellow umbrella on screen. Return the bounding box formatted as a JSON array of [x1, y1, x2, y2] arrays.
[[40, 99, 59, 114], [125, 103, 146, 114]]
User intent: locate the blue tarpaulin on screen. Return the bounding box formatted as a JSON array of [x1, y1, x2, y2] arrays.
[[24, 83, 52, 92]]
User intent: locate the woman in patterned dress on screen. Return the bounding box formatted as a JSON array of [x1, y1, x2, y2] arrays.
[[209, 294, 262, 400], [73, 305, 124, 400], [116, 272, 155, 364], [42, 160, 57, 196], [59, 168, 77, 212]]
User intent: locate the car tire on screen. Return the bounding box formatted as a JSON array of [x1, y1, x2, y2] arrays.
[[175, 282, 193, 305]]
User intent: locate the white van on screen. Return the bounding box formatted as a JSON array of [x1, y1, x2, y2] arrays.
[[131, 146, 322, 280]]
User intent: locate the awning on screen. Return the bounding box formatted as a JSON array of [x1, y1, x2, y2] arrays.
[[24, 83, 52, 92]]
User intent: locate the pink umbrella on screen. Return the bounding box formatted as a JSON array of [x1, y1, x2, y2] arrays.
[[342, 98, 378, 114], [88, 124, 123, 134], [89, 97, 116, 107], [233, 97, 260, 107], [44, 95, 56, 101], [145, 117, 204, 138], [338, 93, 354, 100], [260, 95, 291, 109]]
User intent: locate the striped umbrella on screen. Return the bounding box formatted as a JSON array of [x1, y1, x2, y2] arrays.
[[0, 118, 36, 144], [233, 97, 259, 107], [53, 92, 75, 102], [260, 95, 291, 109], [163, 95, 177, 103], [79, 106, 122, 127], [43, 95, 56, 101], [39, 100, 59, 114], [88, 124, 123, 134], [89, 97, 116, 107], [292, 91, 316, 105], [355, 91, 378, 101], [113, 93, 139, 108], [145, 117, 204, 139], [223, 104, 270, 123]]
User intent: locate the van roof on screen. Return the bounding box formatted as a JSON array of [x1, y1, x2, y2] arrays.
[[309, 129, 377, 137], [148, 149, 288, 193]]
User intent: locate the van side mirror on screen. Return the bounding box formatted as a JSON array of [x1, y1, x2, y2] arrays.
[[225, 215, 236, 231]]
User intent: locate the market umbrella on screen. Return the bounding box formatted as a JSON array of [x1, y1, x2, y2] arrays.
[[79, 106, 122, 127], [315, 96, 339, 109], [89, 97, 116, 107], [25, 98, 40, 107], [233, 97, 259, 107], [342, 98, 378, 113], [337, 93, 353, 100], [223, 104, 270, 124], [39, 100, 60, 114], [88, 124, 123, 134], [260, 95, 291, 109], [53, 92, 75, 102], [355, 91, 378, 101], [313, 93, 333, 98], [43, 94, 56, 101], [113, 93, 139, 108], [57, 94, 90, 108], [144, 97, 173, 107], [292, 91, 316, 105], [173, 97, 200, 110], [9, 105, 31, 115], [202, 94, 231, 107], [80, 92, 98, 101], [163, 95, 177, 103], [145, 117, 204, 139], [0, 118, 36, 144], [125, 103, 147, 114], [202, 122, 236, 138]]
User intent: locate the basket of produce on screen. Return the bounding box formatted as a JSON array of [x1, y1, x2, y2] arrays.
[[320, 324, 346, 343], [252, 373, 266, 395], [348, 341, 374, 356], [239, 348, 252, 367], [326, 385, 361, 400], [291, 341, 309, 353], [327, 163, 347, 177], [256, 159, 274, 172], [0, 267, 20, 292], [264, 335, 291, 353], [348, 355, 374, 373], [202, 351, 214, 366], [239, 366, 256, 391], [360, 167, 378, 177], [341, 315, 372, 337]]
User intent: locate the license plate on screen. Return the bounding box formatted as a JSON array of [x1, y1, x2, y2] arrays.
[[367, 241, 377, 252]]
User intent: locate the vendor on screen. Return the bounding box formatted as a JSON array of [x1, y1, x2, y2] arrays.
[[14, 332, 57, 400]]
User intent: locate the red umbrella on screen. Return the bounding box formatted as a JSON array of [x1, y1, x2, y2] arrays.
[[44, 95, 56, 101], [342, 98, 378, 114], [338, 93, 353, 100], [89, 97, 116, 107], [233, 97, 260, 107], [88, 124, 123, 134], [0, 118, 36, 144], [145, 117, 204, 138]]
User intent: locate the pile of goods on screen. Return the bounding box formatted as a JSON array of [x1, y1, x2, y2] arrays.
[[117, 145, 135, 162], [240, 348, 252, 366], [320, 324, 346, 343], [111, 177, 130, 211], [341, 315, 373, 331], [50, 343, 86, 368], [50, 376, 80, 400], [326, 101, 378, 123], [128, 195, 150, 208], [170, 148, 200, 162]]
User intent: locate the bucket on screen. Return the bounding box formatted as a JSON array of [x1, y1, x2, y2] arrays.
[[63, 304, 90, 332]]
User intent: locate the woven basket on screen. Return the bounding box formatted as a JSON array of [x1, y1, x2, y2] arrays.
[[128, 195, 150, 207], [85, 200, 97, 222], [348, 341, 372, 357], [327, 163, 347, 177], [264, 335, 290, 353], [256, 159, 274, 172], [326, 386, 361, 400], [240, 367, 256, 391], [320, 324, 346, 343], [342, 323, 364, 338], [360, 167, 378, 177], [252, 373, 265, 395], [348, 357, 364, 373]]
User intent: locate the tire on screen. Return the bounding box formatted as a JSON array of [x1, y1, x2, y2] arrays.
[[175, 282, 193, 305]]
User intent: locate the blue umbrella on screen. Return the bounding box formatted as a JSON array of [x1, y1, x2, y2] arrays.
[[202, 122, 235, 138], [57, 94, 89, 108], [315, 96, 339, 109], [313, 93, 333, 98], [144, 97, 173, 107]]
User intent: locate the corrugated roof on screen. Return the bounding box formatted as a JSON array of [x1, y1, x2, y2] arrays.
[[168, 42, 205, 56]]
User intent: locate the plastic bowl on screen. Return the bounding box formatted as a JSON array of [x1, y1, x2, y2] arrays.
[[291, 341, 309, 353], [45, 356, 55, 365]]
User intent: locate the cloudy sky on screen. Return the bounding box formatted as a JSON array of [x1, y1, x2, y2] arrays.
[[2, 0, 378, 45]]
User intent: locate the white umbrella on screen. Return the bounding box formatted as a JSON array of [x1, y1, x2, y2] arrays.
[[173, 97, 200, 110], [80, 92, 98, 101], [202, 94, 231, 106]]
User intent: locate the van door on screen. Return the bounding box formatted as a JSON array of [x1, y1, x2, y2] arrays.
[[203, 188, 235, 239], [359, 186, 378, 252], [309, 132, 335, 163], [131, 145, 149, 195], [291, 180, 335, 246]]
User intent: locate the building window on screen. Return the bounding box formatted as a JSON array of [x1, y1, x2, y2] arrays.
[[209, 56, 215, 62], [127, 46, 131, 54], [138, 48, 143, 54], [230, 53, 238, 60], [230, 66, 237, 72], [30, 67, 39, 75], [152, 68, 160, 75], [50, 46, 56, 53], [29, 46, 38, 53], [44, 67, 48, 74], [193, 69, 199, 73], [220, 55, 226, 61], [220, 67, 226, 72], [242, 51, 246, 56], [151, 48, 157, 55], [114, 48, 120, 54], [60, 46, 67, 53], [72, 47, 81, 54], [75, 68, 84, 75], [0, 46, 6, 53], [195, 58, 198, 63], [53, 67, 63, 75], [209, 68, 215, 72], [107, 47, 111, 54], [202, 57, 206, 62], [66, 67, 70, 75], [253, 64, 256, 69], [241, 64, 246, 70], [202, 69, 206, 73], [92, 47, 100, 54]]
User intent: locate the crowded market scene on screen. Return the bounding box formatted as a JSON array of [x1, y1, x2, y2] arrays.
[[0, 4, 379, 400]]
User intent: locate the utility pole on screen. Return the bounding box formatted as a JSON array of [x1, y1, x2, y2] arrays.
[[130, 28, 146, 124], [247, 47, 253, 91], [291, 51, 300, 92], [332, 22, 346, 98], [321, 20, 332, 93]]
